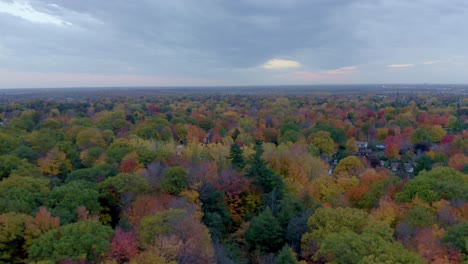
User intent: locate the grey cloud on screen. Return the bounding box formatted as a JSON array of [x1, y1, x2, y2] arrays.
[[15, 0, 354, 70], [1, 0, 468, 85]]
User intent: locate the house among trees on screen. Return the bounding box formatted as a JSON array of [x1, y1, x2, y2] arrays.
[[390, 162, 400, 171], [375, 143, 386, 150], [355, 141, 373, 157], [403, 163, 414, 173], [355, 141, 368, 149], [358, 148, 372, 156], [176, 144, 184, 156]]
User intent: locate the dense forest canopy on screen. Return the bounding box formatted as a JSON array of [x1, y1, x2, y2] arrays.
[[0, 91, 466, 263]]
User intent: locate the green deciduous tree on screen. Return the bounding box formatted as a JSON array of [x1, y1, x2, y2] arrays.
[[9, 110, 39, 132], [134, 117, 172, 140], [280, 130, 301, 144], [55, 140, 81, 169], [404, 205, 436, 228], [275, 245, 299, 264], [48, 180, 100, 224], [26, 128, 63, 154], [411, 128, 432, 144], [0, 175, 50, 214], [0, 132, 21, 155], [0, 155, 23, 179], [100, 173, 151, 208], [107, 146, 134, 163], [8, 162, 42, 178], [65, 163, 117, 183], [397, 166, 468, 203], [446, 117, 467, 133], [28, 221, 113, 263], [11, 145, 39, 162], [301, 207, 423, 263], [302, 207, 372, 244], [159, 166, 188, 195], [76, 127, 106, 149], [245, 208, 284, 254], [442, 222, 468, 255], [316, 230, 424, 264]]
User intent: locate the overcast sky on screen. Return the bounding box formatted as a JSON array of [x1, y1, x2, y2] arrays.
[[1, 0, 468, 88]]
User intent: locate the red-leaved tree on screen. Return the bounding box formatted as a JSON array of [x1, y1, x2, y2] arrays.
[[110, 227, 139, 263]]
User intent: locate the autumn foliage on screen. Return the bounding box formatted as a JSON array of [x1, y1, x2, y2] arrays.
[[0, 91, 466, 263]]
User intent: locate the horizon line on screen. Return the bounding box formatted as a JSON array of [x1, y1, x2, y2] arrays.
[[1, 83, 467, 90]]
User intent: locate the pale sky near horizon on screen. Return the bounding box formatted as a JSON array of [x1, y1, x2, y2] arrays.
[[1, 0, 468, 88]]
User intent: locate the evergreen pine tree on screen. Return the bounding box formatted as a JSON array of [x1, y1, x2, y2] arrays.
[[229, 143, 245, 171], [246, 142, 284, 195]]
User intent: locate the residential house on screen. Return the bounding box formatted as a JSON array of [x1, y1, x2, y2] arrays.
[[375, 143, 386, 150], [403, 163, 414, 173], [356, 141, 368, 149], [390, 162, 399, 171]]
